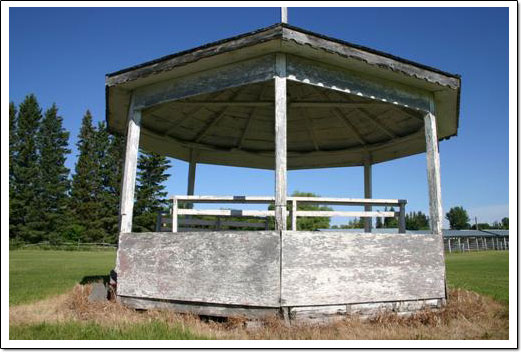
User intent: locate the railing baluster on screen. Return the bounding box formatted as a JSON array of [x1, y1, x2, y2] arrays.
[[291, 199, 297, 231], [398, 200, 406, 234], [172, 197, 178, 233]]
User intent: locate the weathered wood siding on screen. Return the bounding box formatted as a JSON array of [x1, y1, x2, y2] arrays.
[[117, 231, 280, 307], [281, 231, 445, 306]]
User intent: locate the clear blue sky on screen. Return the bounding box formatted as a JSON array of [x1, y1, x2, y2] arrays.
[[9, 7, 509, 227]]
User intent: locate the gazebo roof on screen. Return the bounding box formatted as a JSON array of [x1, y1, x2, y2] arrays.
[[106, 23, 461, 170]]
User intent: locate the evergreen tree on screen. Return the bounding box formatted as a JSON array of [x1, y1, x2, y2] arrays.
[[9, 102, 17, 184], [10, 94, 43, 242], [37, 104, 71, 242], [375, 216, 383, 229], [9, 102, 18, 239], [405, 211, 430, 230], [384, 207, 399, 228], [99, 133, 125, 243], [70, 111, 105, 242], [134, 150, 171, 232]]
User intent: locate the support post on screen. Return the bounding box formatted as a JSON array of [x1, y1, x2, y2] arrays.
[[398, 200, 406, 234], [504, 237, 507, 250], [448, 239, 451, 253], [467, 238, 470, 252], [187, 149, 197, 196], [119, 101, 141, 234], [458, 237, 461, 252], [291, 199, 297, 231], [364, 157, 372, 233], [172, 197, 178, 232], [155, 212, 162, 232], [424, 107, 443, 235], [274, 53, 288, 231]]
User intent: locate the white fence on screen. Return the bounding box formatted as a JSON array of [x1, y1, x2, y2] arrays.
[[444, 236, 509, 252]]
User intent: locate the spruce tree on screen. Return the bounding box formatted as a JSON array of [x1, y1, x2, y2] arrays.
[[134, 150, 171, 232], [9, 102, 17, 183], [9, 102, 18, 239], [100, 133, 125, 243], [37, 104, 71, 242], [70, 111, 105, 242], [95, 122, 124, 242], [10, 94, 43, 242]]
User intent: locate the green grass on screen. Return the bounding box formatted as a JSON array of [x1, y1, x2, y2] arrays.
[[9, 249, 116, 306], [445, 251, 509, 304], [9, 321, 208, 340]]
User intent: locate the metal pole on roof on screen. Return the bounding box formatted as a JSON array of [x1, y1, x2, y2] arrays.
[[281, 7, 288, 23]]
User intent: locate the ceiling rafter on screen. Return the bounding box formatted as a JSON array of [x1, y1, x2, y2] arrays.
[[294, 85, 320, 151], [310, 86, 369, 148], [237, 83, 269, 149], [356, 107, 397, 139], [192, 89, 243, 143], [157, 90, 231, 137]]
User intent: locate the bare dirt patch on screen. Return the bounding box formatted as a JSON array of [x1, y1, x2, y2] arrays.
[[9, 285, 508, 340]]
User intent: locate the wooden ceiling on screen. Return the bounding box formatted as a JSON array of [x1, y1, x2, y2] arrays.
[[138, 80, 426, 169]]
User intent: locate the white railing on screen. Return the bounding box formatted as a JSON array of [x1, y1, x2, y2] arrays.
[[161, 195, 407, 233]]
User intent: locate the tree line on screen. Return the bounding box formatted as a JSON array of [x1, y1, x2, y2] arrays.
[[9, 94, 171, 245], [445, 206, 508, 230]]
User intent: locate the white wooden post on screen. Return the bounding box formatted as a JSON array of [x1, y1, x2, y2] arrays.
[[448, 238, 451, 253], [291, 199, 297, 231], [364, 157, 372, 233], [274, 53, 288, 231], [398, 201, 406, 234], [119, 100, 141, 234], [281, 7, 288, 23], [467, 237, 470, 252], [458, 237, 461, 252], [187, 149, 197, 196], [504, 237, 507, 250], [476, 237, 479, 251], [172, 197, 178, 232], [424, 106, 443, 236]]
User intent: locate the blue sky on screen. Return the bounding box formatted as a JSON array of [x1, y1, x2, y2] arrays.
[[9, 7, 509, 226]]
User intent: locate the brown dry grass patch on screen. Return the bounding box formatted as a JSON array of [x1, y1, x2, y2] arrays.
[[9, 285, 508, 340]]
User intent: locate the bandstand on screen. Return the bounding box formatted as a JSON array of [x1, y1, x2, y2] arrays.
[[106, 21, 461, 322]]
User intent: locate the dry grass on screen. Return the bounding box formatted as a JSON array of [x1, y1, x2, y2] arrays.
[[9, 285, 508, 340]]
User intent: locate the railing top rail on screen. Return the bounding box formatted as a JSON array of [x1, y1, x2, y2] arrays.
[[170, 195, 405, 206], [288, 197, 406, 206], [171, 195, 275, 204]]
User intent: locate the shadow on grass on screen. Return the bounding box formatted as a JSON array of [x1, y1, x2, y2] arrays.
[[80, 275, 109, 286]]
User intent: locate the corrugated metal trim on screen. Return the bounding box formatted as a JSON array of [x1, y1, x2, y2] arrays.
[[106, 23, 460, 80]]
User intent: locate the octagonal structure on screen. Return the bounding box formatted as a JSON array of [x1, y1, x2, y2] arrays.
[[107, 23, 460, 322]]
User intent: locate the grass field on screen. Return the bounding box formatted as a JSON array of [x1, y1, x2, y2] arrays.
[[9, 250, 116, 306], [445, 251, 509, 304], [9, 249, 509, 340], [9, 321, 207, 340]]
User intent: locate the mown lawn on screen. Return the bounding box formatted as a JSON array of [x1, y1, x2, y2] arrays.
[[9, 321, 207, 340], [9, 249, 116, 306], [445, 251, 509, 304]]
